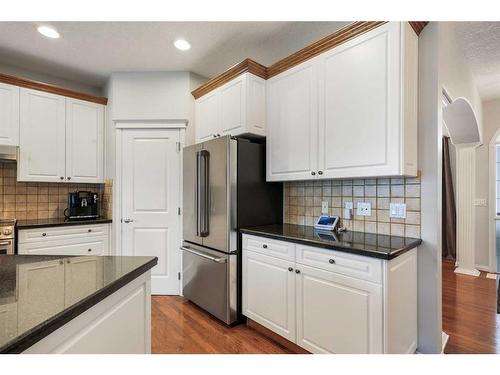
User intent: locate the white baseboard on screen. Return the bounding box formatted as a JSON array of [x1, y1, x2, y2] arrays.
[[475, 264, 492, 272], [454, 267, 480, 277], [441, 332, 450, 354], [486, 273, 498, 279]]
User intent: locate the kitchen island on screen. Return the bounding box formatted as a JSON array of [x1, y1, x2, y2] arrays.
[[0, 255, 157, 354]]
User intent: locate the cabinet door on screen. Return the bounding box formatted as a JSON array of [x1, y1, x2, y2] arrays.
[[0, 302, 18, 345], [195, 90, 220, 143], [17, 259, 65, 333], [66, 98, 104, 183], [242, 250, 296, 342], [18, 89, 66, 182], [65, 256, 104, 306], [0, 82, 20, 146], [318, 22, 401, 178], [220, 74, 246, 136], [295, 264, 383, 353], [266, 60, 318, 181]]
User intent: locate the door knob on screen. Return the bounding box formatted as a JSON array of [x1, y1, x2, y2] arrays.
[[123, 218, 134, 223]]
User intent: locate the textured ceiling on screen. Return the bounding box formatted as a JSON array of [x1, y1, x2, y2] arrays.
[[0, 21, 349, 87], [454, 22, 500, 100]]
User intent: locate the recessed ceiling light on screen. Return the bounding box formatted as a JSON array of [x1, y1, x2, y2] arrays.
[[37, 26, 60, 39], [174, 39, 191, 51]]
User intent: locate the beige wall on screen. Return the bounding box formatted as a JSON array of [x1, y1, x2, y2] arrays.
[[475, 98, 500, 269]]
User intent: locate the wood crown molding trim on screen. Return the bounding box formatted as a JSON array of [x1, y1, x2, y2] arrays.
[[408, 21, 429, 36], [192, 21, 429, 98], [191, 58, 267, 99], [0, 73, 108, 105]]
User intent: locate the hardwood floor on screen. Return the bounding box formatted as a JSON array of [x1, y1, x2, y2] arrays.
[[442, 259, 500, 354], [151, 296, 291, 354], [151, 260, 500, 354]]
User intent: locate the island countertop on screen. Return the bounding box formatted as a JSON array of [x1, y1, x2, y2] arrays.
[[240, 224, 421, 260], [0, 255, 157, 353]]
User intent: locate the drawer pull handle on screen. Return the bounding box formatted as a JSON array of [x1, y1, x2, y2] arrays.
[[295, 269, 301, 274], [42, 233, 47, 237], [88, 229, 92, 233], [262, 244, 268, 249], [88, 248, 92, 252], [329, 259, 335, 264], [288, 267, 293, 272]]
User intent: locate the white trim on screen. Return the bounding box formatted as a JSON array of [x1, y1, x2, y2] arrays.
[[488, 132, 500, 274], [454, 267, 481, 277], [114, 119, 188, 129], [476, 263, 492, 272], [486, 273, 497, 280], [441, 332, 449, 354]]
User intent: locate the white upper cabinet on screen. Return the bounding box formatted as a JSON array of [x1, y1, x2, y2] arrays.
[[18, 89, 105, 183], [66, 98, 104, 183], [18, 89, 66, 182], [195, 72, 266, 143], [266, 61, 318, 181], [0, 82, 20, 146], [266, 22, 418, 181]]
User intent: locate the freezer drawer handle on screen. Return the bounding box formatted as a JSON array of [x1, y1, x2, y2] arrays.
[[180, 246, 227, 264]]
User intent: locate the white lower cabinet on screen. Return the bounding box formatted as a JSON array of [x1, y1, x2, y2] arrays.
[[17, 224, 110, 256], [242, 251, 295, 341], [242, 234, 417, 354]]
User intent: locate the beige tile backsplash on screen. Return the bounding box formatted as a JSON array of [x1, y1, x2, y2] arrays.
[[0, 161, 110, 220], [284, 176, 421, 238]]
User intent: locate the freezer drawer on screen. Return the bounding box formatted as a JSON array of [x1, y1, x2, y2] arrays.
[[181, 242, 237, 324]]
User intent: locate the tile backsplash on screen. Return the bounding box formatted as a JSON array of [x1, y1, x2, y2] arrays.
[[0, 162, 106, 220], [284, 176, 421, 238]]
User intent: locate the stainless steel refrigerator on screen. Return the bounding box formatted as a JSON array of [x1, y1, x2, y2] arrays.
[[181, 135, 282, 325]]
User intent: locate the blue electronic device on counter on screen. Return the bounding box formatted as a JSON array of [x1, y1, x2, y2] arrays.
[[314, 215, 340, 231]]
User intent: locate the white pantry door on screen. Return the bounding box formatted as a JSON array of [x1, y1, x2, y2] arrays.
[[121, 128, 181, 295]]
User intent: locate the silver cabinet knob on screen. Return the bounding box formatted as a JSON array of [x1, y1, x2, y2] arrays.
[[87, 248, 92, 252], [42, 233, 47, 237], [67, 176, 71, 180], [88, 229, 92, 233], [318, 171, 323, 175], [288, 267, 293, 272], [311, 171, 316, 176], [262, 244, 268, 249], [60, 176, 64, 180], [329, 259, 335, 264], [295, 269, 301, 274], [59, 260, 64, 265]]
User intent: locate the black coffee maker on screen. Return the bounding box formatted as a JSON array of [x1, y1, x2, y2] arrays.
[[67, 191, 100, 220]]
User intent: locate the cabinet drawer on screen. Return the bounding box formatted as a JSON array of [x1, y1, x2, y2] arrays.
[[18, 224, 109, 244], [242, 234, 295, 261], [295, 244, 382, 284], [18, 237, 108, 256]]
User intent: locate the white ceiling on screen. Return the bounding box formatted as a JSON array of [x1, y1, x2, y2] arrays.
[[454, 22, 500, 100], [0, 22, 349, 88]]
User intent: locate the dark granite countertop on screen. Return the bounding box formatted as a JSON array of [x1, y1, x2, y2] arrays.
[[0, 255, 157, 353], [240, 224, 421, 260], [16, 217, 112, 230]]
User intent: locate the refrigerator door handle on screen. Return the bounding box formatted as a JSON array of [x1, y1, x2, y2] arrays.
[[198, 150, 210, 237], [196, 151, 201, 236]]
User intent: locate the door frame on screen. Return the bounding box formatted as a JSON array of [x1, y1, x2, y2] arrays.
[[114, 121, 187, 293], [488, 129, 500, 273]]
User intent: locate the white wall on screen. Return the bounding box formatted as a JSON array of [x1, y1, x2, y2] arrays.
[[476, 98, 500, 269], [0, 61, 102, 96]]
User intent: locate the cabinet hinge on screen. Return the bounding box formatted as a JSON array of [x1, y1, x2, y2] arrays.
[[176, 142, 181, 152], [178, 272, 181, 280], [178, 207, 181, 215]]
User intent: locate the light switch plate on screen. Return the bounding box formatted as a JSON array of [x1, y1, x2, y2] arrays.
[[474, 198, 487, 207], [389, 203, 407, 219], [356, 202, 371, 216], [321, 201, 329, 214]]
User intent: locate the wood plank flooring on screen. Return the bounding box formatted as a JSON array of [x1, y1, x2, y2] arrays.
[[442, 259, 500, 354], [151, 295, 291, 354], [151, 260, 500, 354]]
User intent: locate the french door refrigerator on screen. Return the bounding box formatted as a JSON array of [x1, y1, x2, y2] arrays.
[[182, 135, 282, 325]]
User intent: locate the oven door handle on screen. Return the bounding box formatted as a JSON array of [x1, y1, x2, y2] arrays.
[[180, 246, 227, 264]]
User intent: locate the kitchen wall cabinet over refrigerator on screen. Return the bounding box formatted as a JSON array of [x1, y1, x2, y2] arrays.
[[0, 82, 20, 146], [18, 89, 104, 183], [195, 72, 266, 143], [266, 22, 418, 181]]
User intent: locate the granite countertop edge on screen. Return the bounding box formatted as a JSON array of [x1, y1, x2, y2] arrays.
[[16, 218, 113, 230], [0, 256, 158, 354], [239, 227, 422, 260]]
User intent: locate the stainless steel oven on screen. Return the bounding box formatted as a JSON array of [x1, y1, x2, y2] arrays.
[[0, 220, 15, 255]]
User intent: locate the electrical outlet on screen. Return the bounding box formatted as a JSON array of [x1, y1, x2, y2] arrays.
[[389, 203, 407, 219], [356, 202, 371, 216], [474, 198, 487, 207], [321, 201, 329, 214], [344, 201, 353, 220]]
